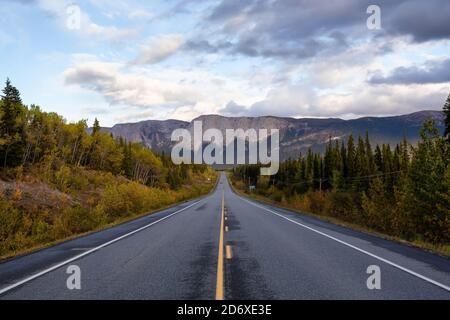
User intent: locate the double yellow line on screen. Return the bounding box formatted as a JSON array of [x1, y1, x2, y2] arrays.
[[215, 189, 225, 300]]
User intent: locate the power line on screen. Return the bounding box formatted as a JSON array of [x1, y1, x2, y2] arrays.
[[240, 170, 406, 187]]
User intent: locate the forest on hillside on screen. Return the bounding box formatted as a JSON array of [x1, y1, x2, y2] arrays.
[[0, 79, 217, 258], [232, 95, 450, 250]]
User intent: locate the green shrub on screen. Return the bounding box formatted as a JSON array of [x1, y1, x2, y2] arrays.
[[306, 192, 330, 215], [54, 165, 71, 192], [63, 206, 102, 234], [32, 219, 52, 242], [328, 191, 360, 222], [0, 194, 21, 241], [269, 190, 284, 202], [0, 194, 22, 255]]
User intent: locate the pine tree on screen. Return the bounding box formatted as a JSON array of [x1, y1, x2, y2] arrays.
[[92, 118, 100, 136], [405, 120, 450, 243], [324, 138, 333, 182], [341, 141, 348, 178], [400, 136, 409, 172], [355, 136, 368, 190], [443, 94, 450, 143], [347, 134, 356, 178], [374, 145, 382, 172], [1, 78, 22, 105], [365, 131, 375, 174], [0, 78, 25, 168]]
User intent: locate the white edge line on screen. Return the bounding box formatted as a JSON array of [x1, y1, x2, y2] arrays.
[[0, 199, 203, 296], [239, 197, 450, 293]]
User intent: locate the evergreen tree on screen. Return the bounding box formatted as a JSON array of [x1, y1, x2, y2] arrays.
[[400, 136, 410, 172], [355, 136, 369, 190], [346, 135, 356, 178], [443, 94, 450, 143], [341, 141, 348, 178], [405, 120, 450, 243], [1, 78, 22, 105], [365, 131, 376, 174], [0, 78, 25, 168], [374, 145, 382, 172], [233, 125, 449, 245], [324, 138, 333, 182], [92, 118, 100, 136]]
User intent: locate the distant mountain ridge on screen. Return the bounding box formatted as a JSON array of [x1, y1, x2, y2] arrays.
[[99, 111, 444, 160]]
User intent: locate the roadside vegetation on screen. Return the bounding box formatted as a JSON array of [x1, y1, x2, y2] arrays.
[[231, 94, 450, 255], [0, 79, 217, 259]]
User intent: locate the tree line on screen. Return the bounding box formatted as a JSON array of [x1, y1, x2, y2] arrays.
[[233, 95, 450, 245], [0, 79, 215, 258], [0, 78, 206, 189]]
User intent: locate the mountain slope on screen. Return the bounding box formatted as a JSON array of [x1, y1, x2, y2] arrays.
[[101, 111, 444, 160]]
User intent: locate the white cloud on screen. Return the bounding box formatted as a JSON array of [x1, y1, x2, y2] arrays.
[[6, 0, 449, 127], [131, 34, 184, 65], [62, 53, 268, 122], [128, 9, 153, 19], [82, 106, 110, 115], [165, 105, 203, 121], [83, 21, 139, 42], [318, 83, 450, 117], [114, 109, 154, 123], [36, 0, 139, 43], [63, 61, 201, 108], [219, 82, 450, 119]]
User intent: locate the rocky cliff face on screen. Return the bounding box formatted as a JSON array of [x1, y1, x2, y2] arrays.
[[101, 111, 444, 160], [102, 119, 188, 154]]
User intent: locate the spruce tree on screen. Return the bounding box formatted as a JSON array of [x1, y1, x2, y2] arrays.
[[443, 94, 450, 143], [1, 78, 22, 105], [92, 118, 100, 136], [365, 131, 375, 174], [347, 134, 356, 178], [0, 78, 25, 168], [341, 141, 348, 178], [374, 145, 382, 172], [405, 120, 449, 243]]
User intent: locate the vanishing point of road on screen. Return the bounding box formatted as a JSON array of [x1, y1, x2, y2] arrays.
[[1, 173, 449, 299]]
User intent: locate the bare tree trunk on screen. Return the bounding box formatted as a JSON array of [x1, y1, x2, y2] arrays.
[[4, 144, 11, 168]]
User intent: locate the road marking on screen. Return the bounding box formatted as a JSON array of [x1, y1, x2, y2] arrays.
[[0, 200, 204, 296], [225, 226, 229, 232], [239, 197, 450, 293], [226, 245, 233, 260], [215, 190, 225, 300]]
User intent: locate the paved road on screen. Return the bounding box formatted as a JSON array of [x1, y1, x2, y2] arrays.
[[1, 172, 449, 299]]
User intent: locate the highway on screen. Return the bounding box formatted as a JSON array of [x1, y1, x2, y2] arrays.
[[0, 172, 449, 299]]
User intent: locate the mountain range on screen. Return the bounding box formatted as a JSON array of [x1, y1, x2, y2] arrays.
[[99, 110, 444, 161]]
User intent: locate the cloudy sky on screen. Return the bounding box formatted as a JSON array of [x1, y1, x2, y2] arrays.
[[1, 0, 449, 126]]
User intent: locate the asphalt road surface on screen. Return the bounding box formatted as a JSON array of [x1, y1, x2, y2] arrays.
[[1, 172, 449, 299]]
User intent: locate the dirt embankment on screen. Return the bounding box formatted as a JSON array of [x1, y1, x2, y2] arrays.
[[0, 179, 77, 212]]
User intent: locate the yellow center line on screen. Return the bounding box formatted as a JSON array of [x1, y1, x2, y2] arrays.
[[215, 189, 225, 300]]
